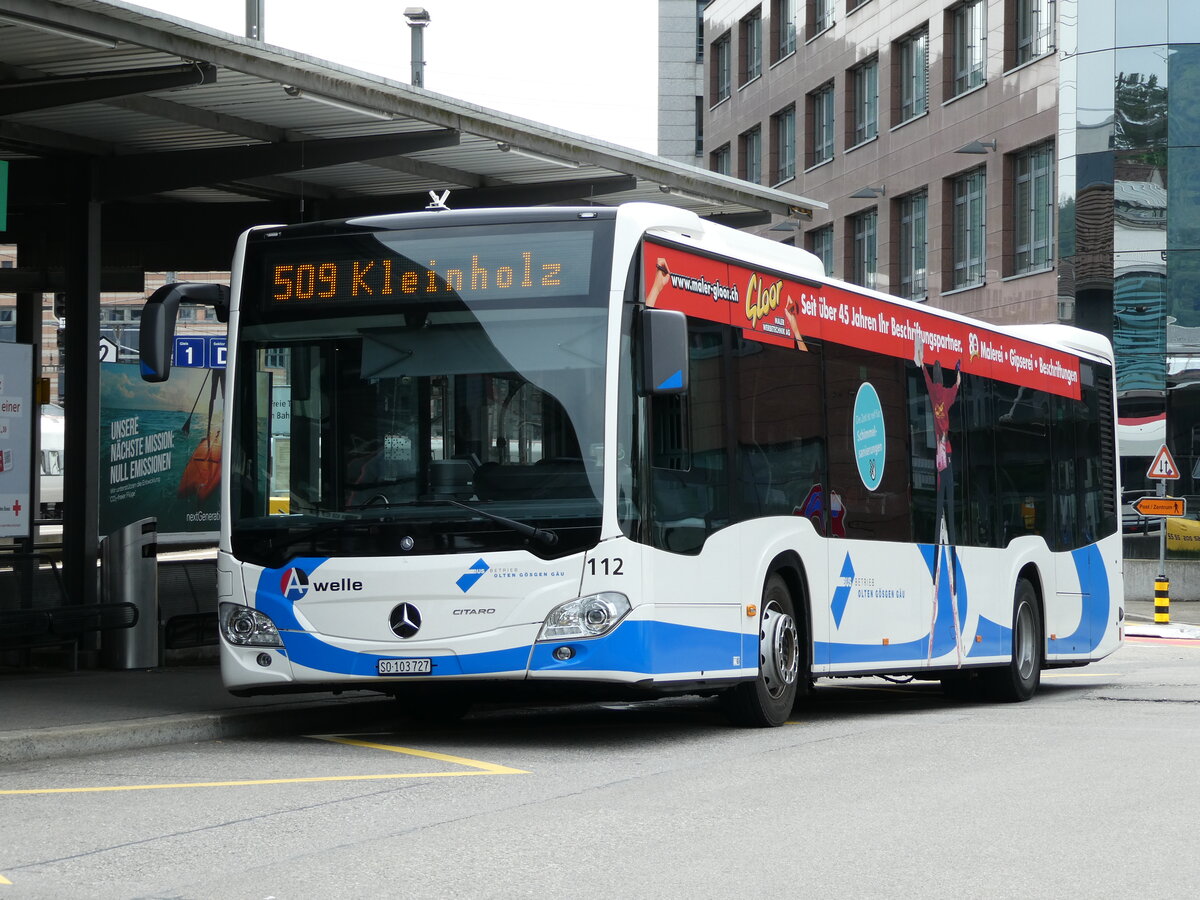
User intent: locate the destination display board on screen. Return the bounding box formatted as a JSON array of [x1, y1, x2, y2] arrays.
[[260, 229, 596, 309]]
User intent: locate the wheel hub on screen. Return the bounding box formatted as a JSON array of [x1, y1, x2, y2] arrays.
[[761, 604, 799, 696]]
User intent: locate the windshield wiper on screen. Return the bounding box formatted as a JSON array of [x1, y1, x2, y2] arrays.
[[446, 499, 559, 547]]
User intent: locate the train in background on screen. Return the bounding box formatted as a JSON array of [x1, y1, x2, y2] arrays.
[[40, 404, 64, 520]]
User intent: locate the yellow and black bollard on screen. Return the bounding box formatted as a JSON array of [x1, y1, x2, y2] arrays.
[[1155, 576, 1171, 624]]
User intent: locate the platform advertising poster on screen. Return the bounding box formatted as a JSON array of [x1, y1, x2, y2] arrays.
[[0, 342, 32, 538], [99, 362, 223, 540]]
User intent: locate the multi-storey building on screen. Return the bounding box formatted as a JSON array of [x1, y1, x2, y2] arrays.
[[703, 0, 1057, 328], [692, 0, 1200, 513]]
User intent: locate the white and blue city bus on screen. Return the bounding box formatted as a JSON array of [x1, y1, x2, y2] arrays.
[[140, 202, 1123, 726]]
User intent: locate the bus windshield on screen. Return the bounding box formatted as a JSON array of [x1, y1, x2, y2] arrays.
[[230, 217, 612, 567]]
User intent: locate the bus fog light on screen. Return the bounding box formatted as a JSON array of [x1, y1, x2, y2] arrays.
[[552, 646, 575, 661], [256, 652, 273, 667], [538, 592, 630, 641], [219, 602, 284, 648]]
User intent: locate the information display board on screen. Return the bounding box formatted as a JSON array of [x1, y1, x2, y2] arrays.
[[0, 342, 32, 537]]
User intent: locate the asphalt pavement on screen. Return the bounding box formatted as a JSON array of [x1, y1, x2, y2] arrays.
[[1, 598, 1197, 766]]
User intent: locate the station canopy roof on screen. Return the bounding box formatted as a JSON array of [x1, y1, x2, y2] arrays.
[[0, 0, 824, 285]]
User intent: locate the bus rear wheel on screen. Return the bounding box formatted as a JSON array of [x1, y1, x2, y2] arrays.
[[721, 573, 800, 727], [981, 578, 1042, 702]]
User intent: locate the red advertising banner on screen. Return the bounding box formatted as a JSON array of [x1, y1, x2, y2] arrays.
[[643, 239, 1081, 399]]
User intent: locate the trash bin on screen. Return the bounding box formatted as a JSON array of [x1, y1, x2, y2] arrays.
[[101, 517, 159, 669]]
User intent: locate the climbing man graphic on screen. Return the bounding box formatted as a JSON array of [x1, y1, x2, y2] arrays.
[[914, 335, 963, 663]]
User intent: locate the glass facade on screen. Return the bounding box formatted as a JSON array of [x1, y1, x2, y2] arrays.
[[898, 29, 929, 123], [1057, 0, 1200, 557], [809, 83, 835, 166], [851, 209, 878, 289], [852, 57, 879, 145], [952, 0, 986, 96], [773, 106, 796, 183], [898, 191, 928, 300]]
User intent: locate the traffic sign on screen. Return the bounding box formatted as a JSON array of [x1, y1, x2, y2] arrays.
[[1133, 496, 1186, 518], [1147, 444, 1181, 480], [173, 336, 206, 368], [98, 335, 119, 362]]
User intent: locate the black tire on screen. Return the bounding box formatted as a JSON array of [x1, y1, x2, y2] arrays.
[[721, 573, 801, 727], [981, 578, 1042, 702]]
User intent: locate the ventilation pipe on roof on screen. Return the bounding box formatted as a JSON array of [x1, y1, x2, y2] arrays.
[[405, 8, 431, 87], [246, 0, 264, 41]]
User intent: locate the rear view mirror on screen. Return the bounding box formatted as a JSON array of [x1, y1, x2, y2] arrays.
[[139, 283, 230, 382], [641, 308, 689, 395]]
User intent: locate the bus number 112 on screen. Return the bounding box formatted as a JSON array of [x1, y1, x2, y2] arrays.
[[587, 557, 624, 576]]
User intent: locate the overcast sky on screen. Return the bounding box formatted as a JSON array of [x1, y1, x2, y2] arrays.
[[132, 0, 659, 151]]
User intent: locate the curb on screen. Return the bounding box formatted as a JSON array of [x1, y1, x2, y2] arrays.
[[0, 697, 395, 765]]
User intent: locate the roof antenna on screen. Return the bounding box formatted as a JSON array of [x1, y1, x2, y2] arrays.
[[426, 189, 451, 210]]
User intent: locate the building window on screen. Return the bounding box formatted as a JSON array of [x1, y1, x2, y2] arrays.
[[1013, 143, 1055, 274], [696, 0, 706, 61], [807, 225, 834, 276], [951, 0, 986, 97], [740, 127, 763, 184], [712, 32, 732, 104], [772, 106, 796, 183], [897, 28, 929, 123], [694, 96, 704, 156], [772, 0, 797, 61], [741, 8, 763, 84], [711, 143, 731, 176], [851, 209, 878, 289], [897, 191, 929, 300], [1015, 0, 1053, 66], [952, 168, 987, 288], [848, 0, 871, 11], [808, 0, 832, 39], [808, 83, 835, 167], [851, 57, 879, 146]]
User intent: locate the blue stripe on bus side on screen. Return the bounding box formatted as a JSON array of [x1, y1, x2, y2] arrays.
[[1047, 544, 1111, 654], [816, 544, 967, 666], [529, 619, 746, 676]]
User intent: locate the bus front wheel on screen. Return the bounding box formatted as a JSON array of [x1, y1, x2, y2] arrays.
[[721, 573, 800, 727], [981, 578, 1043, 702]]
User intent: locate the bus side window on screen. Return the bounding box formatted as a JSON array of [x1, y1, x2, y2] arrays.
[[732, 334, 825, 522], [824, 348, 910, 542], [994, 382, 1050, 541]]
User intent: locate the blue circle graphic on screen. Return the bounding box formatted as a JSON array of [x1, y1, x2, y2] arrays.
[[853, 382, 885, 491]]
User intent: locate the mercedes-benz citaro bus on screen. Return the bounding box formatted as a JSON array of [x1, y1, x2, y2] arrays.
[[139, 202, 1123, 726]]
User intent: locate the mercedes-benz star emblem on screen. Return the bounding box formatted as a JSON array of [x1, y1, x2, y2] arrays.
[[390, 603, 422, 638]]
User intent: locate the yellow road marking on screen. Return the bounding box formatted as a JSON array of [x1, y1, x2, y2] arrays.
[[0, 874, 11, 885], [0, 737, 527, 796], [310, 735, 529, 775]]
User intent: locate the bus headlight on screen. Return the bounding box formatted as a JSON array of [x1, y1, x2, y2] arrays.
[[219, 602, 284, 648], [538, 592, 631, 641]]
